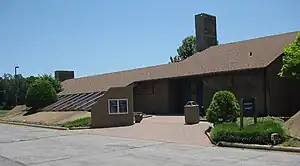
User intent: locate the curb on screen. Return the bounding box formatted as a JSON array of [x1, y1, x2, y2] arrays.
[[69, 126, 91, 130], [205, 126, 300, 153], [143, 115, 153, 119], [217, 141, 300, 153], [204, 126, 216, 145], [0, 120, 69, 130]]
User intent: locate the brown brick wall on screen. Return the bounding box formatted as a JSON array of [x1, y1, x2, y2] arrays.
[[202, 69, 266, 115], [91, 86, 134, 128], [130, 56, 300, 117], [266, 56, 300, 116], [134, 80, 170, 114], [168, 80, 180, 113]]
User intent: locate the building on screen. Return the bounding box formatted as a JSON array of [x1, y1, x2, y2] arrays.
[[41, 13, 300, 128]]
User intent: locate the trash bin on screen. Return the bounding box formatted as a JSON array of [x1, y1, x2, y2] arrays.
[[184, 101, 200, 125]]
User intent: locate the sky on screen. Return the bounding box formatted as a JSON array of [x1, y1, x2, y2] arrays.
[[0, 0, 299, 78]]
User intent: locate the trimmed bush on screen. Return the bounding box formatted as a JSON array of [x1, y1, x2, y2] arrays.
[[206, 90, 240, 124], [25, 79, 57, 109], [211, 121, 286, 145]]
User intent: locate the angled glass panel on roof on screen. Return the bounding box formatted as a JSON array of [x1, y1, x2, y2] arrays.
[[73, 92, 103, 110], [77, 93, 103, 111], [66, 92, 97, 110], [42, 94, 74, 111], [45, 94, 79, 111], [54, 93, 90, 111]]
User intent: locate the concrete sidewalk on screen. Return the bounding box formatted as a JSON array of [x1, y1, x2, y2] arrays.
[[74, 116, 212, 146], [1, 123, 300, 166]]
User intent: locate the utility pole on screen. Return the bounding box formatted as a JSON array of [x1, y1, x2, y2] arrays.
[[14, 66, 19, 106]]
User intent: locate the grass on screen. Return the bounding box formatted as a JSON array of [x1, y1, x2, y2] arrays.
[[59, 117, 91, 128], [281, 137, 300, 147], [0, 110, 10, 117], [211, 118, 286, 145], [236, 116, 284, 126], [1, 115, 91, 129]]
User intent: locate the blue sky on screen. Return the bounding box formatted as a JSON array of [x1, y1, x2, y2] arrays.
[[0, 0, 299, 77]]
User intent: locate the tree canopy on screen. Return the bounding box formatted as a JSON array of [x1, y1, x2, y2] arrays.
[[170, 35, 219, 63], [279, 32, 300, 79], [0, 73, 61, 109], [38, 74, 62, 93], [25, 78, 57, 109], [170, 36, 196, 63]]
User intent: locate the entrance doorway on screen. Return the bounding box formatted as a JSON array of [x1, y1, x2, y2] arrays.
[[169, 77, 203, 115]]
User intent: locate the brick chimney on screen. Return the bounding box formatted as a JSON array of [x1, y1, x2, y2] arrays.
[[54, 70, 75, 82], [195, 13, 218, 52]]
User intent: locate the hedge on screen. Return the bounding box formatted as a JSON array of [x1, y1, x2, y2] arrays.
[[211, 121, 286, 145]]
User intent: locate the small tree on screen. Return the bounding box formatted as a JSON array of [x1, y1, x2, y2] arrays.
[[206, 90, 240, 124], [279, 32, 300, 79], [25, 79, 57, 109]]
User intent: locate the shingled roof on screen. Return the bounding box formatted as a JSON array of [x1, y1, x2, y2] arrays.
[[59, 31, 298, 95]]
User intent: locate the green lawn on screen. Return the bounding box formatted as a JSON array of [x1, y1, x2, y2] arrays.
[[236, 116, 284, 126], [59, 117, 91, 128], [0, 110, 10, 117], [211, 116, 300, 146], [211, 116, 286, 145]]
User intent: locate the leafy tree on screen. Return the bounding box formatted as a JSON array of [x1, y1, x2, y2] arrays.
[[170, 36, 196, 63], [0, 74, 16, 108], [38, 74, 62, 93], [26, 76, 38, 86], [169, 55, 182, 63], [206, 90, 240, 124], [0, 73, 61, 109], [14, 74, 27, 105], [170, 35, 219, 63], [279, 33, 300, 79], [25, 79, 57, 109]]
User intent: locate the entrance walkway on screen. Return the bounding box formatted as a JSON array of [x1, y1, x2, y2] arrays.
[[75, 116, 212, 146]]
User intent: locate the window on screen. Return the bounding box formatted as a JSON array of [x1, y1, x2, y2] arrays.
[[108, 99, 128, 114]]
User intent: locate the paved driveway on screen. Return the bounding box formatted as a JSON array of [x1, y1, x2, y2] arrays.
[[76, 116, 212, 146], [1, 123, 300, 166]]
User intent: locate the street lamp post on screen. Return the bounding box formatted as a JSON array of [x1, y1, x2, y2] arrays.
[[14, 66, 19, 106]]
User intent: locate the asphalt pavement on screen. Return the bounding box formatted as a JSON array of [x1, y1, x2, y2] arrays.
[[0, 124, 299, 166]]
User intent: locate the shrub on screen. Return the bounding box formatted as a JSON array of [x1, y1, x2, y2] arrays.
[[25, 79, 57, 109], [211, 121, 286, 145], [206, 90, 240, 124]]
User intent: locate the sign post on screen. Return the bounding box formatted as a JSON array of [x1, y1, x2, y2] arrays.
[[241, 97, 257, 127], [240, 98, 244, 130], [252, 97, 257, 124]]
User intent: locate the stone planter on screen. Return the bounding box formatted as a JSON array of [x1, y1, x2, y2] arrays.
[[134, 112, 143, 123]]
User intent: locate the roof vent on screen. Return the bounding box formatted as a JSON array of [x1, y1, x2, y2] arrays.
[[249, 52, 253, 56]]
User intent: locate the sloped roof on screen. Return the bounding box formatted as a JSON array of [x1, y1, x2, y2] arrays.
[[59, 31, 298, 95]]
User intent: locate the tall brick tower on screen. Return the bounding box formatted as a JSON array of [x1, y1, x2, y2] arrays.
[[195, 13, 218, 52]]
